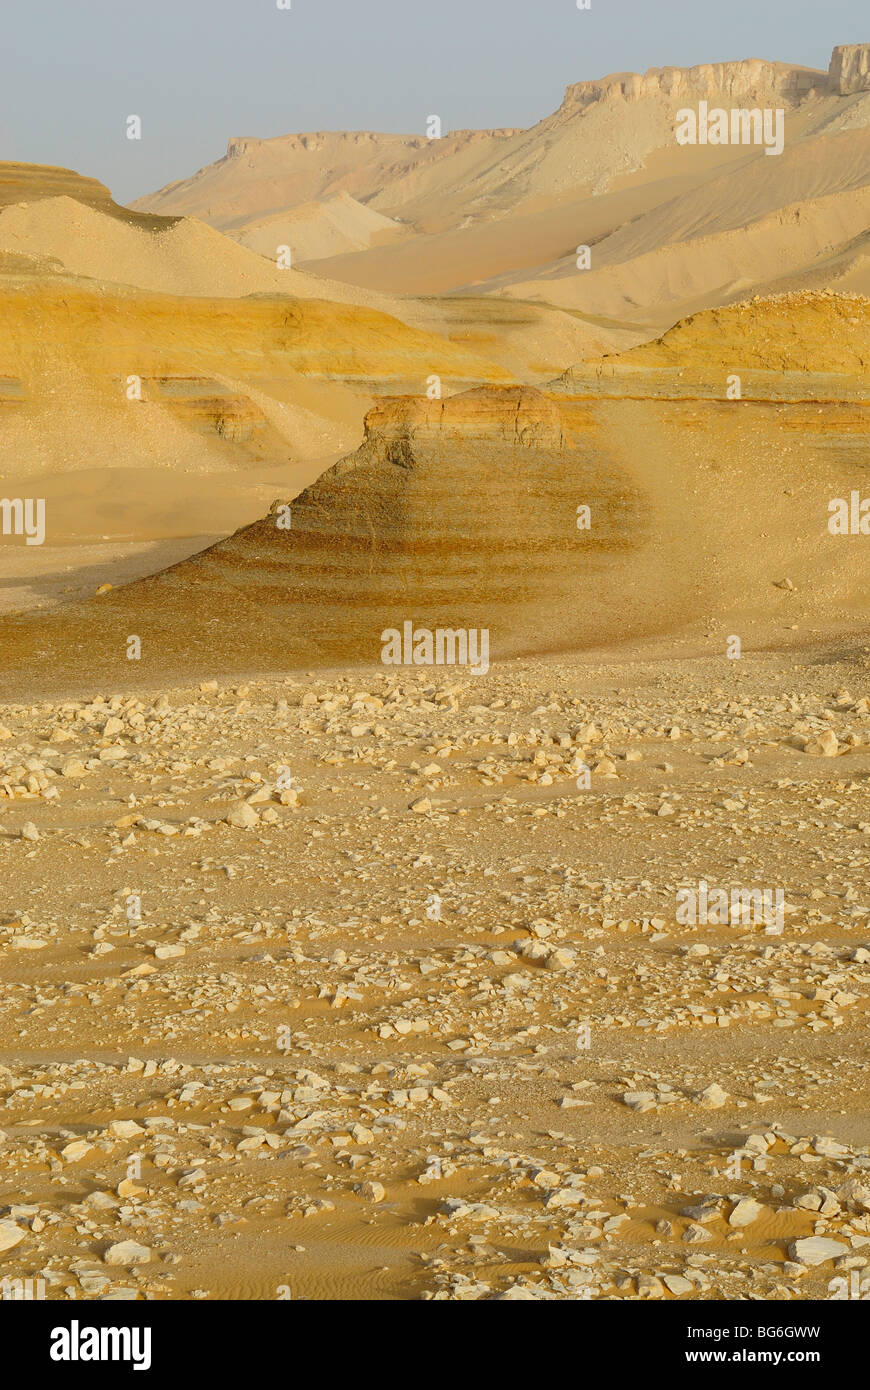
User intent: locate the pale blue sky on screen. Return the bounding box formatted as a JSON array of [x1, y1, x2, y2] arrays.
[[0, 0, 865, 203]]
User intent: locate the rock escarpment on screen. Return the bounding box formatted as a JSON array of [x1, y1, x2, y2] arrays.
[[829, 43, 870, 95], [557, 59, 826, 115]]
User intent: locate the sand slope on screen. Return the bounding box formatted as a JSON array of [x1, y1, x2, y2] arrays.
[[503, 145, 870, 326], [0, 190, 409, 310]]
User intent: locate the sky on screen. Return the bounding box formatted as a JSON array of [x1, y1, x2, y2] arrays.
[[0, 0, 866, 203]]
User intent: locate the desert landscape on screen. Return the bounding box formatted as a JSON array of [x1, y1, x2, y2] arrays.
[[0, 22, 868, 1312]]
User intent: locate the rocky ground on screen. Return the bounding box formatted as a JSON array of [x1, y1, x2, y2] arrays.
[[0, 642, 868, 1301]]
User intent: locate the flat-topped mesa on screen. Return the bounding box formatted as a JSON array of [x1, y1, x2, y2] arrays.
[[226, 133, 397, 158], [224, 128, 520, 161], [830, 43, 870, 94], [444, 128, 524, 141], [558, 59, 826, 115], [354, 386, 566, 466]]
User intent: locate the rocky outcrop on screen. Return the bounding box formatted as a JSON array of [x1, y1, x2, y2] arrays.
[[3, 362, 869, 692], [358, 387, 565, 456], [594, 291, 870, 374], [558, 59, 826, 116], [4, 384, 654, 679], [829, 43, 870, 95], [555, 292, 870, 398], [0, 162, 176, 231], [224, 127, 518, 163]]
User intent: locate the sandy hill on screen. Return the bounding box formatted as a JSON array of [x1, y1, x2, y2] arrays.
[[0, 276, 512, 526], [135, 58, 840, 234], [0, 246, 513, 566], [231, 192, 407, 261], [0, 277, 510, 391], [0, 161, 176, 231], [0, 163, 622, 379], [132, 128, 523, 234], [0, 189, 408, 309], [4, 292, 867, 694], [554, 291, 870, 405], [591, 291, 870, 373], [0, 158, 632, 611]]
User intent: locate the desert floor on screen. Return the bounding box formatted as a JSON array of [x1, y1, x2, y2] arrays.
[[1, 638, 868, 1300]]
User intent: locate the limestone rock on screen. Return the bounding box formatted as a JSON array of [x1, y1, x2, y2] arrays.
[[0, 1220, 26, 1254], [104, 1240, 152, 1266], [788, 1237, 848, 1267], [225, 801, 259, 829], [728, 1198, 765, 1228]]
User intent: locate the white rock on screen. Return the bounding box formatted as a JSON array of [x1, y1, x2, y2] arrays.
[[60, 1139, 93, 1163], [728, 1198, 765, 1228], [623, 1090, 657, 1112], [788, 1237, 848, 1267], [0, 1220, 26, 1253], [694, 1083, 729, 1109], [663, 1274, 694, 1296], [683, 1222, 714, 1244], [805, 730, 839, 757], [225, 801, 259, 829], [104, 1240, 152, 1266], [109, 1120, 145, 1139]]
